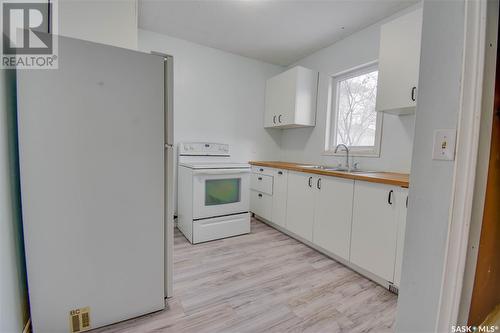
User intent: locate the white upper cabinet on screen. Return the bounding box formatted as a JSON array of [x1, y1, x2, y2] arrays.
[[265, 66, 319, 128], [376, 8, 423, 115]]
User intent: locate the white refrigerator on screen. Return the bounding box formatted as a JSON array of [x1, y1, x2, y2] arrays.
[[16, 35, 174, 333]]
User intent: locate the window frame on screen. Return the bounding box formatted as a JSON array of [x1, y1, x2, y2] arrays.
[[324, 62, 383, 157]]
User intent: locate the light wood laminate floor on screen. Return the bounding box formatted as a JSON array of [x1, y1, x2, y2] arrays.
[[92, 218, 397, 333]]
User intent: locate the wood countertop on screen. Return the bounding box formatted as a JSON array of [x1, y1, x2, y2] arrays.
[[249, 161, 409, 188]]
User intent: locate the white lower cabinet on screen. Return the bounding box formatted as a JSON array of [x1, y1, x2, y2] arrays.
[[250, 190, 273, 221], [286, 172, 315, 241], [285, 172, 354, 258], [251, 166, 409, 288], [272, 169, 288, 228], [350, 181, 399, 282], [312, 177, 354, 261], [394, 188, 408, 287]]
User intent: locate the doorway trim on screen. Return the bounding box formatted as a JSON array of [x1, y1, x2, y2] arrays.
[[435, 0, 491, 331]]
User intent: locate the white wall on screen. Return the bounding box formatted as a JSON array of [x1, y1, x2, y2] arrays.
[[138, 30, 283, 209], [138, 30, 283, 161], [0, 70, 28, 333], [395, 0, 465, 331], [138, 29, 283, 161], [278, 4, 421, 173], [59, 0, 138, 49]]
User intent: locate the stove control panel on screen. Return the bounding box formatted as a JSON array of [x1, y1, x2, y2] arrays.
[[179, 142, 230, 156]]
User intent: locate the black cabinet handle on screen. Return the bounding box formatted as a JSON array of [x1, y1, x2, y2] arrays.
[[317, 178, 321, 190], [411, 87, 417, 102], [258, 177, 262, 181], [259, 168, 264, 172], [273, 115, 277, 124], [308, 176, 313, 187], [258, 193, 262, 198], [278, 114, 282, 123], [278, 171, 283, 175], [406, 195, 408, 208], [388, 190, 394, 205]]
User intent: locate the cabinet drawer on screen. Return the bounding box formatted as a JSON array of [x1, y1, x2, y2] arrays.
[[251, 166, 274, 176], [250, 173, 273, 195], [193, 212, 250, 244], [250, 190, 272, 221]]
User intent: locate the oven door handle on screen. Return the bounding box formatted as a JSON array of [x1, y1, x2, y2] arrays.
[[192, 168, 251, 175]]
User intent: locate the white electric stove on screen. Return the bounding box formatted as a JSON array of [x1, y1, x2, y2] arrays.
[[177, 142, 251, 244]]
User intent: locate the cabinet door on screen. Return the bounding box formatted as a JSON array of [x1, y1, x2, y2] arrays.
[[350, 181, 398, 281], [286, 172, 315, 241], [264, 70, 296, 128], [250, 190, 273, 221], [376, 8, 422, 114], [272, 169, 288, 228], [313, 177, 354, 260], [292, 67, 318, 127], [263, 93, 276, 128], [394, 187, 409, 287]]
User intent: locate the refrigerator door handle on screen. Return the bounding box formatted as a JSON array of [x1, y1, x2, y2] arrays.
[[164, 145, 174, 297]]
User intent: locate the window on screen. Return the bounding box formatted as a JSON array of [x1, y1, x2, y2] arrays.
[[326, 63, 382, 156]]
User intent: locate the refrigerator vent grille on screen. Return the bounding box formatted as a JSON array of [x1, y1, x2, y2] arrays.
[[69, 307, 90, 332], [82, 312, 90, 329], [71, 314, 80, 332]]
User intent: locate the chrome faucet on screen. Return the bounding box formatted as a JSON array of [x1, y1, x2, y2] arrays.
[[334, 144, 350, 171]]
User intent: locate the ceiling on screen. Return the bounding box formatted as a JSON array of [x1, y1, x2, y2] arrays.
[[138, 0, 417, 66]]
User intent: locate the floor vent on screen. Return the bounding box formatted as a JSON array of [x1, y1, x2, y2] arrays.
[[388, 284, 399, 295]]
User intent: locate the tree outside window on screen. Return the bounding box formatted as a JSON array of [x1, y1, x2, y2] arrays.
[[327, 64, 382, 156]]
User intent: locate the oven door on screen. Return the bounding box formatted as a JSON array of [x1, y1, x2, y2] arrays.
[[192, 168, 250, 219]]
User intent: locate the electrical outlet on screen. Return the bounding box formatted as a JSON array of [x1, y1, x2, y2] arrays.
[[432, 129, 456, 161]]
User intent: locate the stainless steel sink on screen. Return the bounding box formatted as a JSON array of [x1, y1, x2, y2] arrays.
[[296, 165, 333, 170], [323, 167, 349, 172], [297, 165, 351, 172], [333, 169, 378, 173], [297, 165, 376, 173]]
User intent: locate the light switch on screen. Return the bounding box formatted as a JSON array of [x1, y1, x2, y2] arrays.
[[432, 129, 456, 161]]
